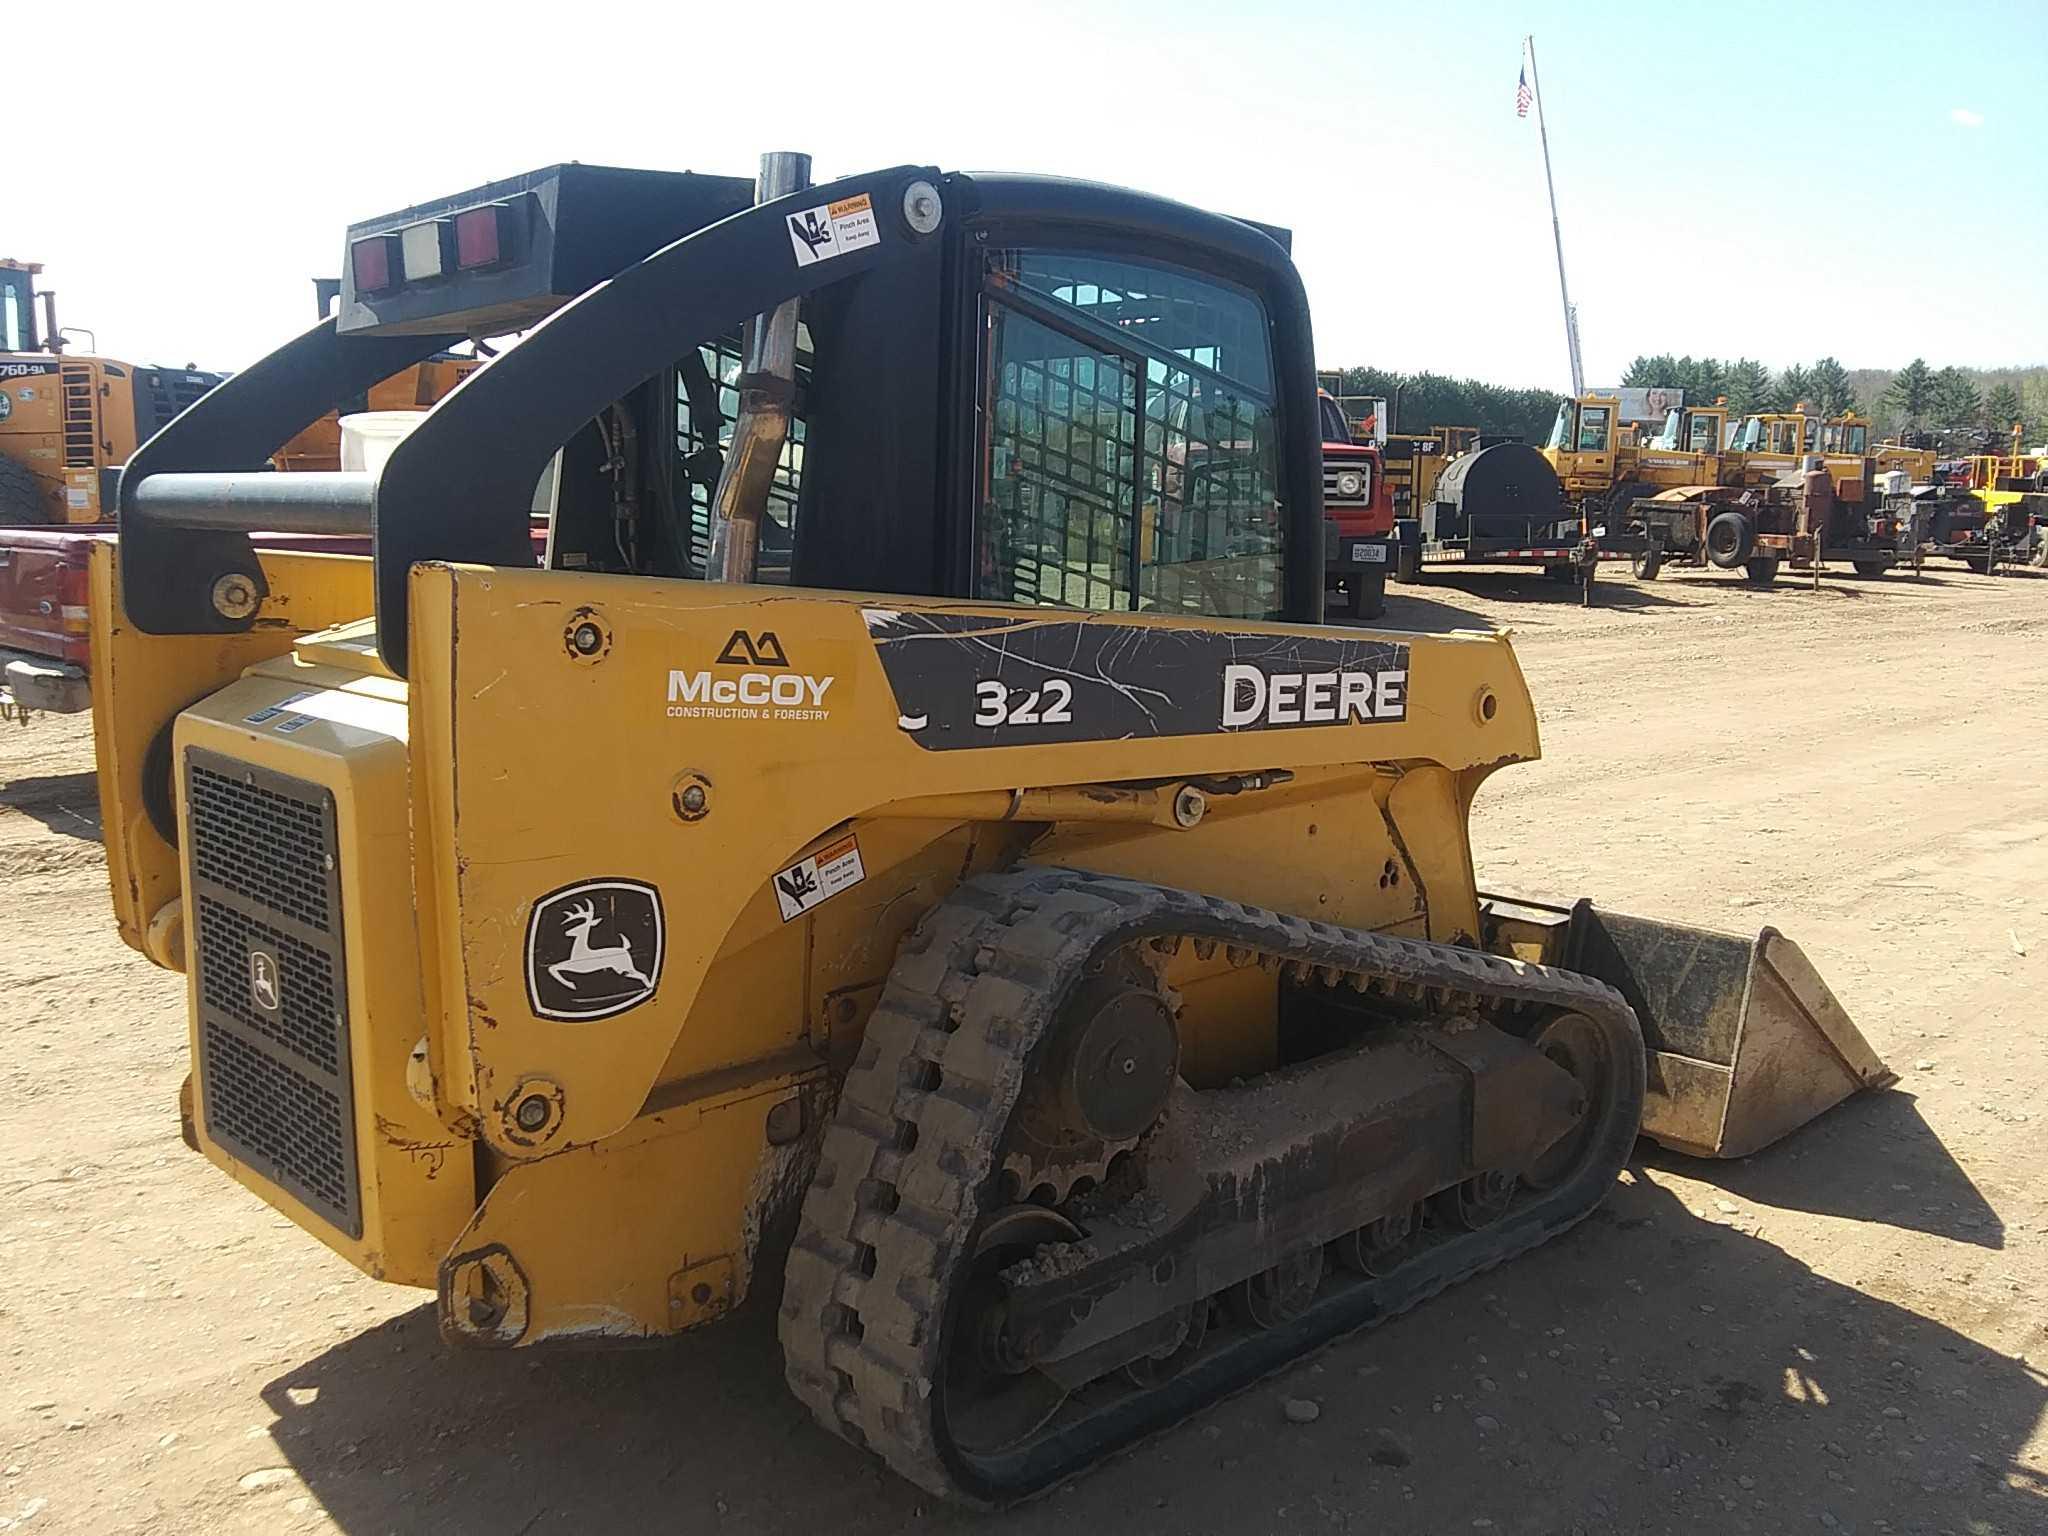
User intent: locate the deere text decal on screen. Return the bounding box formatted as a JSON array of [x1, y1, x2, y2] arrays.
[[863, 610, 1407, 750]]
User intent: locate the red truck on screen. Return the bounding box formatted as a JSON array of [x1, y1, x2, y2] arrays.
[[0, 526, 99, 716], [1320, 389, 1394, 619]]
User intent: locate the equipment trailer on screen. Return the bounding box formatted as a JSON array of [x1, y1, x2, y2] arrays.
[[1621, 458, 1924, 587], [91, 156, 1890, 1505]]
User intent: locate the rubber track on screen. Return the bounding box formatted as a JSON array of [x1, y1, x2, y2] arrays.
[[779, 866, 1645, 1505]]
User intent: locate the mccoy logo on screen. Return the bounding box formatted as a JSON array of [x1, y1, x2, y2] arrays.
[[716, 629, 790, 667], [1221, 661, 1406, 729], [668, 629, 835, 722]]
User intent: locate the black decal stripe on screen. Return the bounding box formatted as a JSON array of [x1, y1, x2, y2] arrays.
[[864, 609, 1407, 750]]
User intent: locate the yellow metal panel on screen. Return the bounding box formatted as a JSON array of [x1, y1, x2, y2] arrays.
[[177, 674, 475, 1286], [408, 563, 1538, 1155], [438, 1060, 824, 1343], [1025, 765, 1427, 935], [90, 545, 377, 958]]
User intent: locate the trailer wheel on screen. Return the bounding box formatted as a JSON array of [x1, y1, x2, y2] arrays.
[[0, 456, 47, 521], [1705, 511, 1753, 569], [1851, 559, 1887, 577], [1631, 544, 1664, 581], [1744, 555, 1781, 586], [1348, 570, 1386, 621]]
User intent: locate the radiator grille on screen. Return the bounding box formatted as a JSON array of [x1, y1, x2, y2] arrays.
[[1323, 454, 1372, 509], [143, 368, 224, 433], [194, 896, 342, 1075], [200, 1024, 353, 1217], [186, 747, 359, 1238], [188, 761, 333, 932]]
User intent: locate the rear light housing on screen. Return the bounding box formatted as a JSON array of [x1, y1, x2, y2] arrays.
[[349, 234, 400, 295], [400, 220, 453, 283], [454, 204, 510, 270]]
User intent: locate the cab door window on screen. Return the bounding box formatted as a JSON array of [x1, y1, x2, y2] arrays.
[[1576, 405, 1611, 453], [974, 249, 1284, 620]]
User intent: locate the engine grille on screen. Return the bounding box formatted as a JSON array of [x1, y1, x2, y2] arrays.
[[186, 748, 359, 1238], [143, 368, 225, 434], [1323, 455, 1371, 509], [187, 762, 334, 932]]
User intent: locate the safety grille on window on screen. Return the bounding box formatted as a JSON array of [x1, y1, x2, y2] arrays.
[[185, 748, 359, 1238], [187, 761, 333, 933]]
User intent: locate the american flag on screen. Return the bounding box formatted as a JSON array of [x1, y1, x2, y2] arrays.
[[1516, 65, 1532, 117]]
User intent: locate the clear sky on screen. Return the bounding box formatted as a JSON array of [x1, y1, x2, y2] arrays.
[[15, 0, 2045, 389]]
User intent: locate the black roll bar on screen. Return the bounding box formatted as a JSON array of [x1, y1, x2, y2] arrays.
[[120, 165, 938, 672]]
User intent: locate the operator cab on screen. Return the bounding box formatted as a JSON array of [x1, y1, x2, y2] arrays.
[[1544, 398, 1614, 455], [1649, 406, 1726, 455], [1819, 418, 1868, 455], [0, 262, 42, 353], [120, 162, 1325, 667]]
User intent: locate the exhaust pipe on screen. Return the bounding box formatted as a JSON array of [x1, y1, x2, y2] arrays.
[[40, 289, 64, 355], [706, 150, 811, 584]]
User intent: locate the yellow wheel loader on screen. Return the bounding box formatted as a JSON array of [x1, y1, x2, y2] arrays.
[[90, 157, 1890, 1506]]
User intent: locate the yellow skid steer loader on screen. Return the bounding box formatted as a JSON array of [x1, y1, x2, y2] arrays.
[[89, 156, 1890, 1505]]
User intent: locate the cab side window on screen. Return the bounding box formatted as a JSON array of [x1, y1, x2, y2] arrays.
[[1576, 406, 1611, 453], [974, 249, 1284, 621], [669, 323, 812, 581]]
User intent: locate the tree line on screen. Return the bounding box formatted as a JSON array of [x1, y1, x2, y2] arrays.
[[1326, 366, 1563, 445], [1621, 354, 2036, 439], [1321, 358, 2042, 448]]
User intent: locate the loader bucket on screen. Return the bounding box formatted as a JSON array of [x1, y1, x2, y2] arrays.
[[1480, 897, 1894, 1159]]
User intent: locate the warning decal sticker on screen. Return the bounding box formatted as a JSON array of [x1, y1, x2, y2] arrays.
[[786, 194, 881, 267], [774, 835, 867, 922], [242, 690, 316, 726]]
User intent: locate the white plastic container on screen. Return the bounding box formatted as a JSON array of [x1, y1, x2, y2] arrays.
[[338, 410, 427, 475]]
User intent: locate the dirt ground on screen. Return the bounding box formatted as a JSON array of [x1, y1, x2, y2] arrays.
[[3, 562, 2044, 1535]]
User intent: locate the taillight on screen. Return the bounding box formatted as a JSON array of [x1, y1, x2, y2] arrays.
[[454, 204, 509, 270], [349, 234, 400, 295], [399, 220, 453, 282]]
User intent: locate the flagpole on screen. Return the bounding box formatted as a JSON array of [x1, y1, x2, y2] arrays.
[[1525, 35, 1583, 397]]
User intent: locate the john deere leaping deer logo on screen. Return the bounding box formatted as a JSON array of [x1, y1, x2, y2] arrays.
[[525, 879, 664, 1021]]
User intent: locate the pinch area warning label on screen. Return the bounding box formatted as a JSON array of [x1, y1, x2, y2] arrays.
[[773, 834, 867, 922], [786, 194, 880, 267]]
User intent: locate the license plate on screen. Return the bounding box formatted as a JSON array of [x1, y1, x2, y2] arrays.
[[1351, 542, 1387, 564]]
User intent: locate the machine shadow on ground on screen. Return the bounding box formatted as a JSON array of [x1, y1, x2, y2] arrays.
[[1398, 572, 1686, 613], [261, 1106, 2046, 1536], [0, 769, 104, 841], [1642, 1086, 2003, 1250]]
